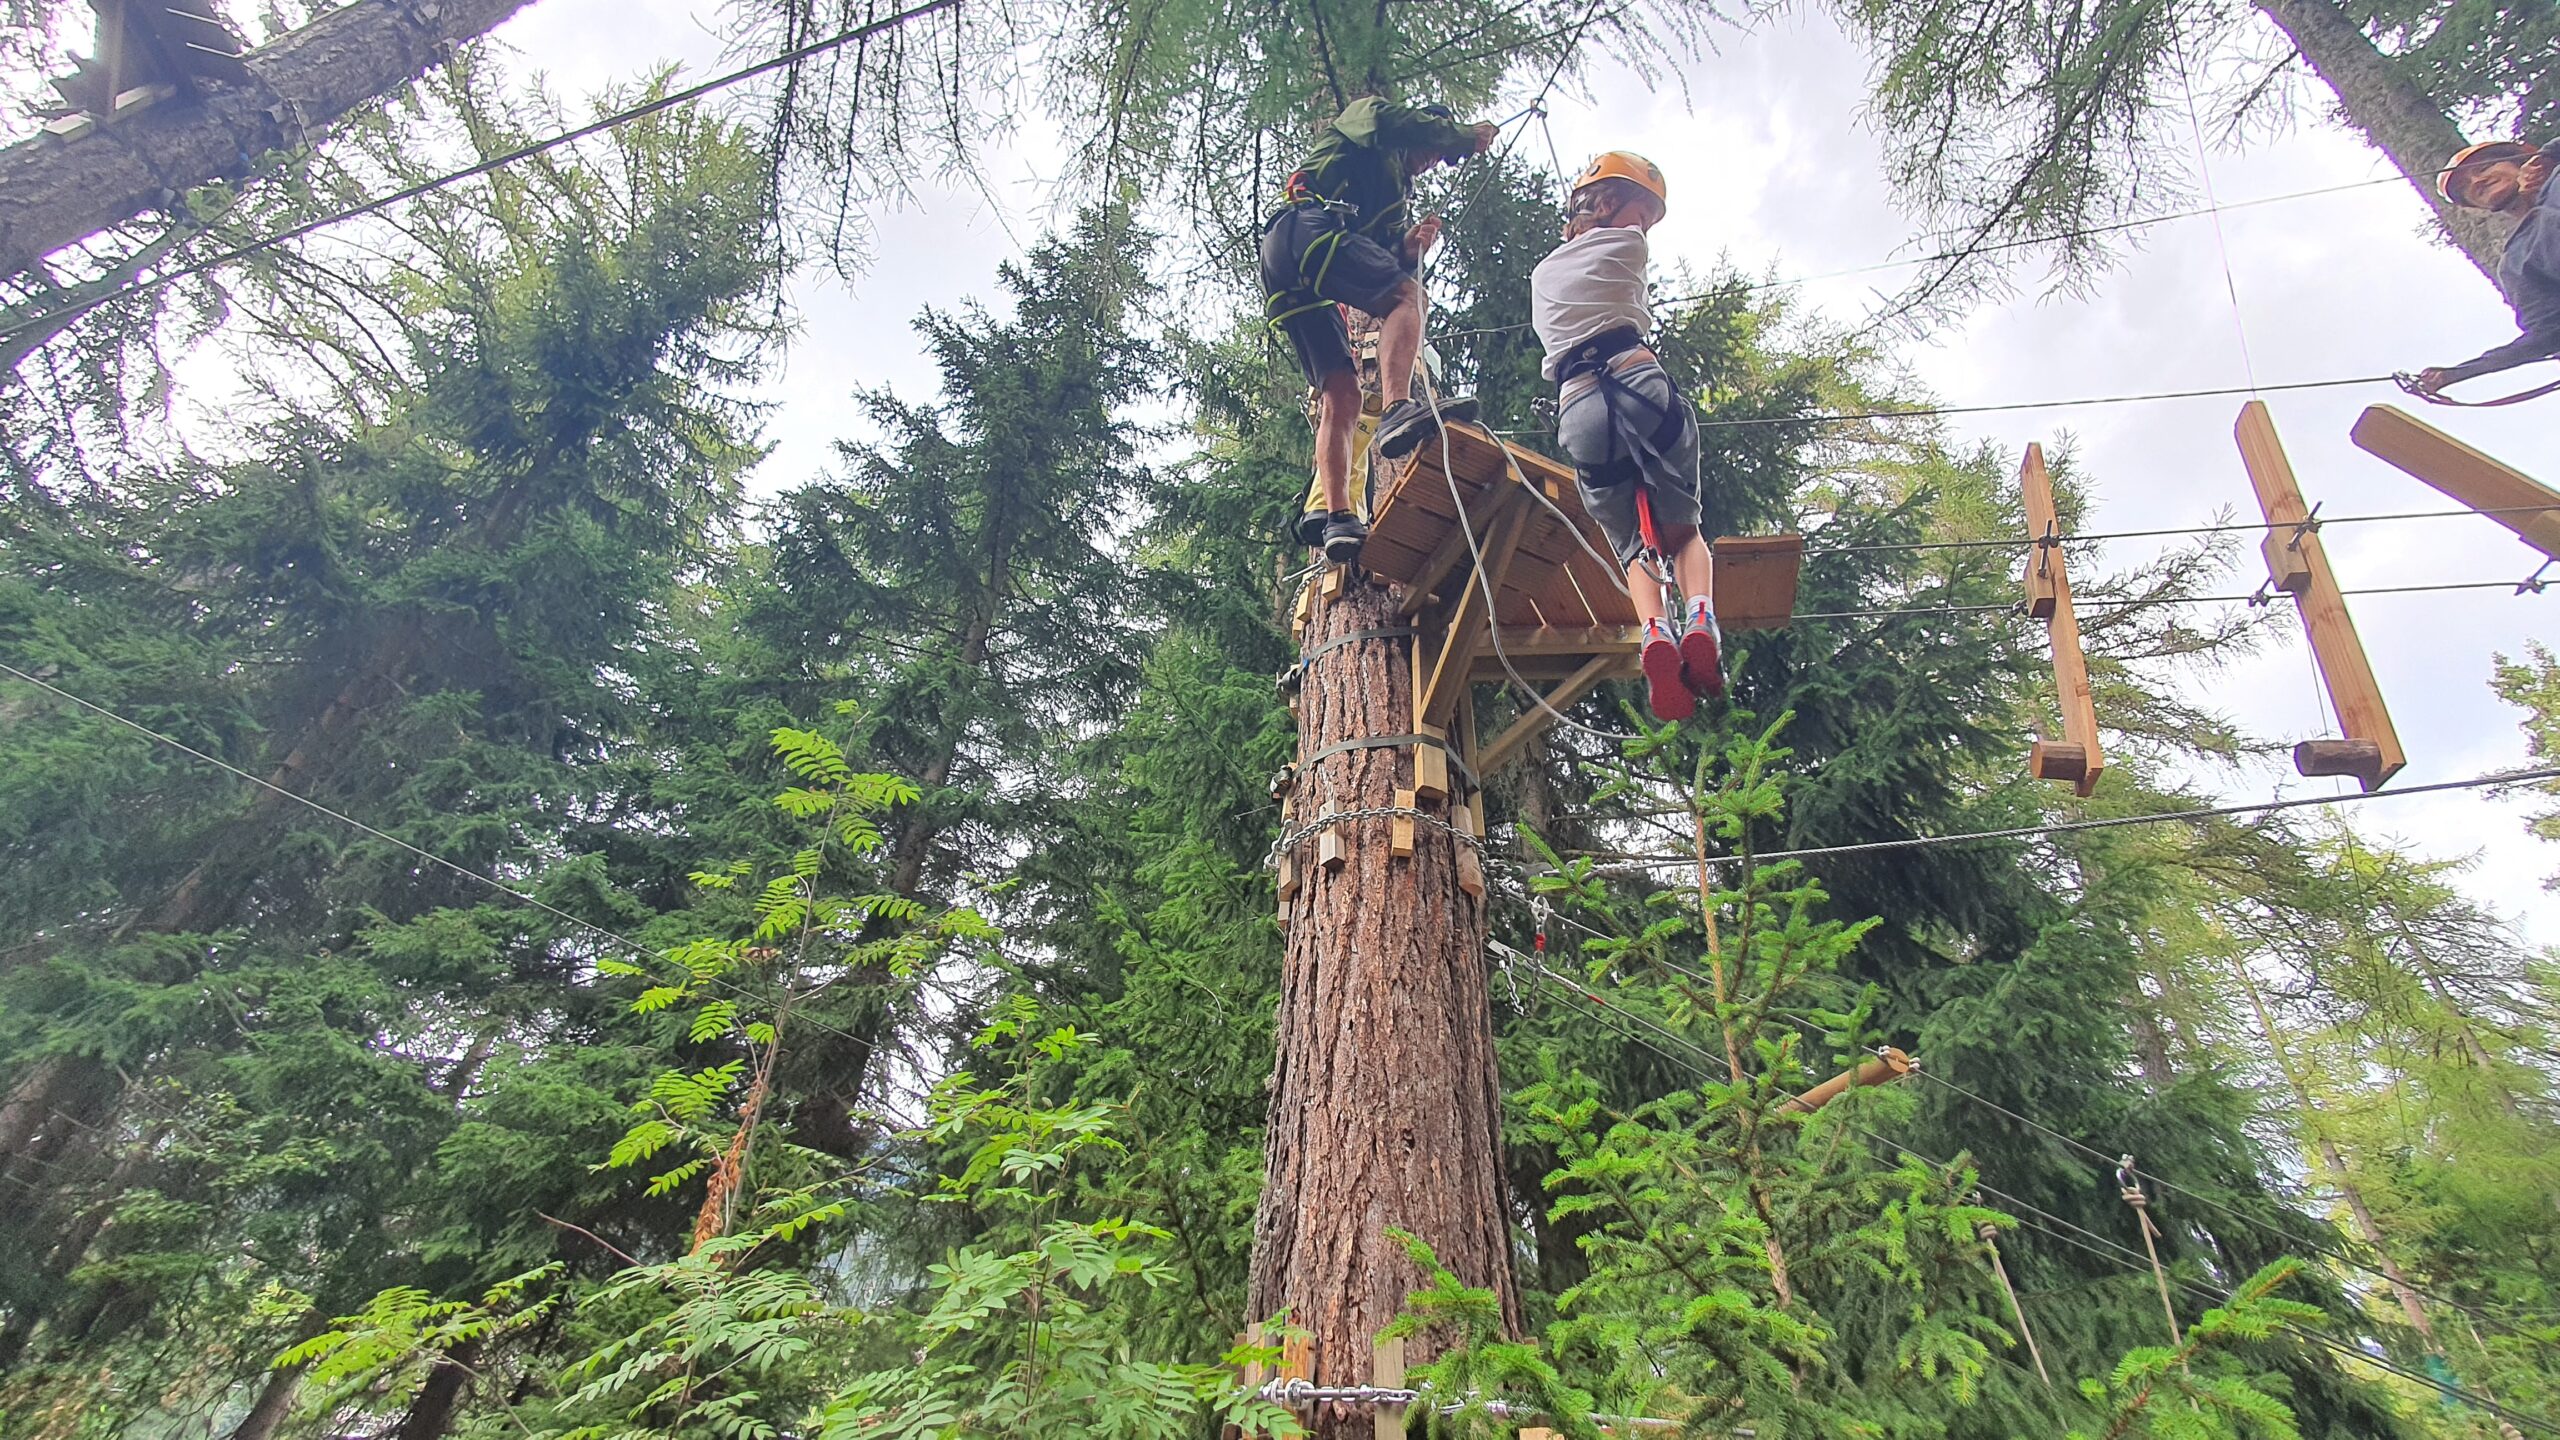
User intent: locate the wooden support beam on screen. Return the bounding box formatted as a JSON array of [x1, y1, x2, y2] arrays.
[[2019, 444, 2103, 797], [1477, 653, 1618, 777], [1416, 492, 1534, 728], [2350, 404, 2560, 560], [2237, 402, 2406, 791], [1779, 1048, 1915, 1115]]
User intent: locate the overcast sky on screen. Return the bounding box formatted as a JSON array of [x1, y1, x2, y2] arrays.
[[241, 1, 2560, 941]]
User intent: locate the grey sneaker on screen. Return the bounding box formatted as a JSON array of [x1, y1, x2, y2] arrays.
[[1320, 510, 1368, 566]]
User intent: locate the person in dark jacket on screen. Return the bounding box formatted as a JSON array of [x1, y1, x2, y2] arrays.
[[1262, 97, 1495, 564], [2415, 140, 2559, 397]]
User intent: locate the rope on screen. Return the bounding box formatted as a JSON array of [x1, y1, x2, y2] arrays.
[[1978, 1221, 2054, 1389], [1513, 959, 2560, 1437], [2117, 1158, 2187, 1354], [0, 0, 965, 347], [1563, 764, 2560, 873], [0, 660, 928, 1069]]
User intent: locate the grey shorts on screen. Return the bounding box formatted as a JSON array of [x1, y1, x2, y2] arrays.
[[1556, 356, 1700, 567]]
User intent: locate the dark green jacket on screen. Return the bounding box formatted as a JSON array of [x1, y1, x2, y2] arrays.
[[1287, 98, 1476, 249]]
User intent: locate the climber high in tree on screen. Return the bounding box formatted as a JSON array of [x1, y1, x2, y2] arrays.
[[2413, 140, 2559, 399], [1530, 150, 1722, 722], [1262, 97, 1496, 566]]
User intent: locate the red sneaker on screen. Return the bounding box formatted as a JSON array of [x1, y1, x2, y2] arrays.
[[1642, 632, 1695, 721], [1679, 610, 1724, 700]]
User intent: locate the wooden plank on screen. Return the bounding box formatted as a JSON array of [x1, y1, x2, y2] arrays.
[[1391, 788, 1417, 857], [1478, 624, 1643, 658], [2020, 444, 2104, 798], [1397, 505, 1485, 616], [2350, 404, 2560, 560], [1373, 1336, 1407, 1440], [1417, 497, 1534, 728], [1478, 653, 1618, 776], [2237, 402, 2405, 791], [1452, 804, 1484, 897], [1708, 535, 1804, 631]]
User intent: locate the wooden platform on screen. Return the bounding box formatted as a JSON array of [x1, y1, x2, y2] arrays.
[[1362, 421, 1804, 635], [1326, 420, 1802, 773]]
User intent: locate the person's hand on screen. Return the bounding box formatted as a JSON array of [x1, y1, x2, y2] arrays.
[[1470, 122, 1499, 154], [1404, 215, 1443, 261], [2414, 367, 2452, 395], [2522, 150, 2553, 198]]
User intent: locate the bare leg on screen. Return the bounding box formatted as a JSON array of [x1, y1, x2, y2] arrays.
[[1316, 370, 1360, 514], [1670, 527, 1715, 612], [1377, 277, 1426, 402], [1624, 557, 1667, 628]]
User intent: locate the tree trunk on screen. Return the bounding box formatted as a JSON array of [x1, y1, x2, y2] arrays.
[[0, 1052, 71, 1164], [2253, 0, 2516, 286], [2231, 964, 2439, 1347], [1248, 577, 1519, 1433], [223, 1354, 309, 1440], [0, 0, 540, 277], [393, 1339, 481, 1440]]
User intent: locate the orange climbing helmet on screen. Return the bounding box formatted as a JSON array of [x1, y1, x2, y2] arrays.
[[2440, 140, 2538, 205], [1571, 150, 1667, 209]]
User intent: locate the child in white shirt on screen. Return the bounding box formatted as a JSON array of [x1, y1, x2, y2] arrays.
[[1529, 151, 1719, 721]]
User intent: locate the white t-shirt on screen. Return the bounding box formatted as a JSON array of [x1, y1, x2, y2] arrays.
[[1530, 226, 1653, 382]]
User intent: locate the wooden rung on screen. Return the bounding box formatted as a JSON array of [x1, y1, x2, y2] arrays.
[[1318, 821, 1346, 873], [1322, 567, 1345, 599], [1391, 788, 1417, 858], [2260, 529, 2312, 595], [1452, 804, 1484, 897], [2351, 404, 2560, 560], [2295, 738, 2385, 786], [1412, 739, 1449, 801], [1372, 1337, 1407, 1440], [1276, 854, 1300, 902], [2028, 740, 2087, 784], [1780, 1047, 1915, 1114]]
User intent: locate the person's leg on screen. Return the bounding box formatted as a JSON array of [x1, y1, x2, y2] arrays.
[[1315, 369, 1360, 514], [1376, 275, 1425, 403], [1623, 556, 1667, 628], [1668, 526, 1713, 606]]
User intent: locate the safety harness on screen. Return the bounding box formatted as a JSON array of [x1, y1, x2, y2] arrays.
[[1263, 175, 1365, 332], [1559, 325, 1689, 489]]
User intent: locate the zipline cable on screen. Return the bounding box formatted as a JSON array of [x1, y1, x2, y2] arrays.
[[1510, 954, 2560, 1436], [0, 659, 940, 1075], [1904, 1066, 2560, 1342], [0, 0, 963, 347], [1559, 764, 2560, 873]]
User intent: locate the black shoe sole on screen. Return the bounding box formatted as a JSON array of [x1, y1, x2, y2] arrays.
[[1374, 418, 1438, 460], [1322, 535, 1366, 566]]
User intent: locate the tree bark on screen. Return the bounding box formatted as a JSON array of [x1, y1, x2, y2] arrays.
[[393, 1338, 481, 1440], [2252, 0, 2516, 287], [1248, 577, 1519, 1434], [223, 1353, 310, 1440], [0, 0, 540, 276]]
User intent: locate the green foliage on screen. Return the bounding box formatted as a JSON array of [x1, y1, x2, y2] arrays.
[[2067, 1260, 2325, 1440]]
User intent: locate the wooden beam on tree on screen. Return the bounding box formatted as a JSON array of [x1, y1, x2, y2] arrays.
[[1779, 1048, 1915, 1115], [1475, 653, 1617, 777], [2018, 443, 2103, 797], [2236, 402, 2406, 791], [1414, 489, 1533, 729], [2350, 404, 2560, 561], [0, 0, 540, 277]]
